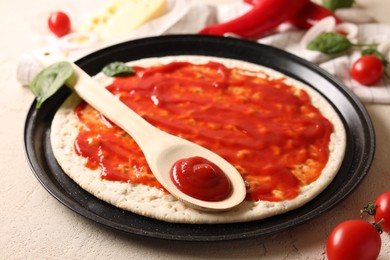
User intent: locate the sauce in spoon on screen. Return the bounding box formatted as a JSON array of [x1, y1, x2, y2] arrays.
[[170, 156, 232, 202]]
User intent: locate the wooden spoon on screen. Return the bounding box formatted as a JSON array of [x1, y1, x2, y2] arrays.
[[32, 49, 246, 212]]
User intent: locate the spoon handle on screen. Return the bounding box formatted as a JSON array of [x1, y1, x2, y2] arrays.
[[72, 65, 163, 148], [32, 49, 162, 150]]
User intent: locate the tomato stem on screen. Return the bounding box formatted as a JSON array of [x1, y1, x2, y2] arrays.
[[373, 219, 384, 234], [361, 202, 377, 215]]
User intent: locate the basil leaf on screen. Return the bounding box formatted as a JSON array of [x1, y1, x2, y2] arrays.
[[102, 62, 135, 77], [29, 61, 73, 109], [307, 32, 353, 55], [362, 48, 388, 65], [322, 0, 354, 11]]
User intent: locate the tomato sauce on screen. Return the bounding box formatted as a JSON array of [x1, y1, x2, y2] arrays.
[[74, 60, 333, 202], [170, 156, 232, 202]]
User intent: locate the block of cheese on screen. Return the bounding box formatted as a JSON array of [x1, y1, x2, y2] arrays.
[[80, 0, 167, 41]]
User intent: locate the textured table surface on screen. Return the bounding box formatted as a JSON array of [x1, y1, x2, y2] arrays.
[[1, 0, 390, 259]]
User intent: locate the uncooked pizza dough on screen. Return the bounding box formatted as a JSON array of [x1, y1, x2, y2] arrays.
[[50, 56, 346, 224]]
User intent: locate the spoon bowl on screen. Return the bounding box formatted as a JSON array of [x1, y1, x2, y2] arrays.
[[148, 135, 247, 211], [32, 49, 247, 212]]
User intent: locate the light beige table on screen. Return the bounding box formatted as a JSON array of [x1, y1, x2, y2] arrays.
[[1, 0, 389, 259]]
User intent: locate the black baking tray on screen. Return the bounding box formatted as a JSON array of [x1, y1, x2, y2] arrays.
[[24, 35, 375, 241]]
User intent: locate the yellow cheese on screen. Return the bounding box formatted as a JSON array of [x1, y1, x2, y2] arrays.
[[80, 0, 167, 41]]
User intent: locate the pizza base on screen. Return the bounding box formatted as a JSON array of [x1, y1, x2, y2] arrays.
[[50, 56, 346, 224]]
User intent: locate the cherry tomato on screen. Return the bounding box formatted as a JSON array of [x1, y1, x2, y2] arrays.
[[374, 192, 390, 233], [326, 220, 381, 260], [350, 55, 384, 86], [48, 11, 71, 37]]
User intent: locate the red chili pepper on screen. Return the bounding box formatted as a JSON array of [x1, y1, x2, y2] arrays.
[[244, 0, 341, 29], [242, 0, 261, 5], [287, 1, 341, 29], [198, 0, 310, 39]]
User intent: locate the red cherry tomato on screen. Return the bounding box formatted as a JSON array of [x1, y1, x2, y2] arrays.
[[374, 192, 390, 233], [48, 11, 71, 37], [326, 220, 381, 260], [350, 55, 384, 86]]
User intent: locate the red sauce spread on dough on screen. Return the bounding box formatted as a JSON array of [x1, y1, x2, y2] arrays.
[[170, 156, 232, 202], [74, 60, 333, 202]]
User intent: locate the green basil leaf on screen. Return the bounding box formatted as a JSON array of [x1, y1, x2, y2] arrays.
[[29, 61, 73, 109], [322, 0, 354, 11], [362, 48, 388, 65], [101, 62, 135, 77], [307, 32, 353, 55]]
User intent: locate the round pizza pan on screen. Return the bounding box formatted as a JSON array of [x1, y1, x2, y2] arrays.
[[24, 35, 375, 241]]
